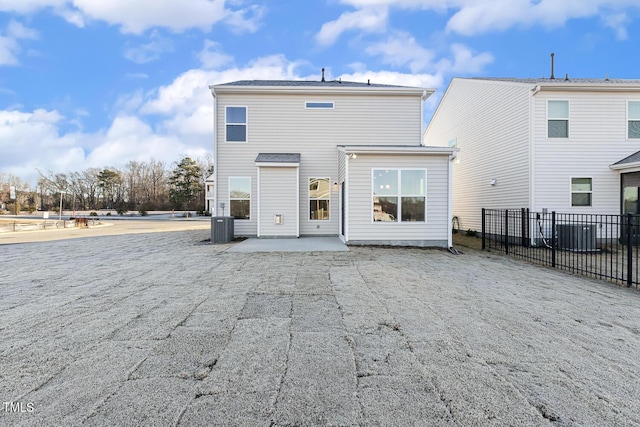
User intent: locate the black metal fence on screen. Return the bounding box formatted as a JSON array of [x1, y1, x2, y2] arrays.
[[481, 208, 640, 288]]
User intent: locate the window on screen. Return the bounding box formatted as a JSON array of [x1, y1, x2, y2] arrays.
[[548, 100, 569, 138], [309, 178, 330, 220], [229, 177, 250, 219], [373, 169, 426, 222], [571, 177, 592, 207], [226, 106, 247, 142], [628, 101, 640, 138], [305, 102, 334, 109]]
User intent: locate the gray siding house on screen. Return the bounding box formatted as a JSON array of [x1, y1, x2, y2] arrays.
[[209, 79, 458, 247], [424, 77, 640, 233]]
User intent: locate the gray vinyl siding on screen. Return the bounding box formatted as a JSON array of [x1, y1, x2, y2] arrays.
[[346, 154, 450, 245], [424, 79, 531, 232], [532, 91, 640, 214], [258, 167, 298, 236], [216, 91, 423, 237]]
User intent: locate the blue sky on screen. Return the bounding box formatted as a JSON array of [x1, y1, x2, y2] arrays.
[[2, 0, 640, 185]]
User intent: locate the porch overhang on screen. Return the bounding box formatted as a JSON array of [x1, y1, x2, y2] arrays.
[[610, 150, 640, 173], [255, 153, 301, 168]]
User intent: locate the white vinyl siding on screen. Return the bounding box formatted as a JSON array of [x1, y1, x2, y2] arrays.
[[258, 167, 298, 237], [533, 92, 639, 214], [215, 91, 422, 236], [423, 78, 531, 232], [347, 154, 449, 245]]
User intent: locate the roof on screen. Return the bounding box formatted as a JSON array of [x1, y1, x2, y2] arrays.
[[338, 145, 458, 157], [471, 77, 640, 85], [216, 79, 413, 89], [610, 151, 640, 171], [255, 153, 301, 163]]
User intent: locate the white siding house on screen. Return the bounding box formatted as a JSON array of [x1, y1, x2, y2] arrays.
[[210, 79, 458, 247], [424, 77, 640, 233]]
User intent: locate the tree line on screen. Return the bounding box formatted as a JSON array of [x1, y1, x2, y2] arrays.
[[0, 156, 213, 215]]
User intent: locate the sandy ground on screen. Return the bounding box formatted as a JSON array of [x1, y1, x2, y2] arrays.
[[1, 224, 640, 426]]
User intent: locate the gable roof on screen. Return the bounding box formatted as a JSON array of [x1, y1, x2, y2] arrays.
[[217, 80, 407, 89]]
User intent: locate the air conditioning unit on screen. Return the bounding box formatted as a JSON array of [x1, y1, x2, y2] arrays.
[[556, 224, 597, 252]]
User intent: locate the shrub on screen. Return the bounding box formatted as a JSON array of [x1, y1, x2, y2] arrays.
[[465, 229, 477, 237], [89, 211, 98, 216], [106, 212, 111, 216], [139, 209, 148, 216]]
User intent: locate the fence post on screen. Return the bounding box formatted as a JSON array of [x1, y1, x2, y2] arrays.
[[551, 211, 556, 268], [505, 209, 509, 255], [627, 213, 633, 288], [481, 208, 486, 250], [521, 208, 528, 248]]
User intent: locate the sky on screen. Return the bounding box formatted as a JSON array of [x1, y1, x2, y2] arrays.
[[2, 0, 640, 185]]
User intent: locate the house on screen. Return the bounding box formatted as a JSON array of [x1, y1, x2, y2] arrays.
[[423, 76, 640, 233], [204, 174, 214, 213], [209, 79, 458, 247]]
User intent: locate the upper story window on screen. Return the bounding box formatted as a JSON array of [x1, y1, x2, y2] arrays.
[[305, 102, 334, 109], [571, 177, 592, 207], [373, 169, 426, 222], [628, 101, 640, 139], [309, 178, 330, 220], [226, 106, 247, 142], [548, 100, 569, 138]]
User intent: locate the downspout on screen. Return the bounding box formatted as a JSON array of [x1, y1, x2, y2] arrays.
[[447, 151, 457, 248], [529, 85, 539, 213], [210, 86, 218, 217]]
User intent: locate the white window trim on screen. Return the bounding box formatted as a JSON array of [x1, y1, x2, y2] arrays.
[[308, 177, 331, 221], [627, 100, 640, 140], [547, 99, 569, 139], [570, 176, 593, 207], [225, 106, 248, 143], [371, 168, 427, 224], [305, 101, 334, 109], [228, 176, 251, 220]]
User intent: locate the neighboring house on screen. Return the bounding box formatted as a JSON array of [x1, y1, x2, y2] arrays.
[[424, 76, 640, 233], [209, 79, 458, 247], [204, 174, 214, 213]]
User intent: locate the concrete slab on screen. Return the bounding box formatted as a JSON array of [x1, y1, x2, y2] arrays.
[[226, 236, 349, 252]]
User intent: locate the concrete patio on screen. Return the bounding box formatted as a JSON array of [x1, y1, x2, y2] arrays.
[[1, 227, 639, 426]]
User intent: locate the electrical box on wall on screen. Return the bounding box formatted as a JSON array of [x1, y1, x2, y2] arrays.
[[274, 214, 283, 225]]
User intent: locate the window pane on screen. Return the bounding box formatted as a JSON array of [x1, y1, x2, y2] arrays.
[[227, 107, 246, 123], [373, 170, 398, 196], [306, 102, 334, 109], [230, 177, 251, 198], [571, 178, 592, 192], [227, 125, 246, 142], [548, 100, 568, 119], [373, 196, 397, 222], [401, 170, 426, 196], [572, 193, 591, 207], [401, 197, 425, 222], [310, 200, 330, 220], [629, 121, 640, 138], [629, 101, 640, 120], [230, 200, 250, 219], [548, 120, 568, 138], [309, 178, 330, 199]]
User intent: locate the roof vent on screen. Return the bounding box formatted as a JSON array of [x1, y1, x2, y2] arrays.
[[367, 79, 370, 85], [605, 73, 610, 81], [550, 52, 555, 80], [321, 67, 325, 82], [565, 73, 569, 81]]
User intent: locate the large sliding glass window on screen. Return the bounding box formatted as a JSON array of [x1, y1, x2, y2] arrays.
[[629, 101, 640, 139], [373, 169, 426, 222], [229, 177, 250, 219], [548, 100, 569, 138], [226, 106, 247, 142], [309, 178, 330, 220]]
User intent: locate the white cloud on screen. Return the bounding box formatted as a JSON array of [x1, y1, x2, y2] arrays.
[[0, 20, 38, 66], [365, 31, 435, 73], [316, 7, 388, 46], [602, 12, 629, 41], [435, 43, 494, 74], [198, 40, 234, 69], [123, 32, 174, 64]]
